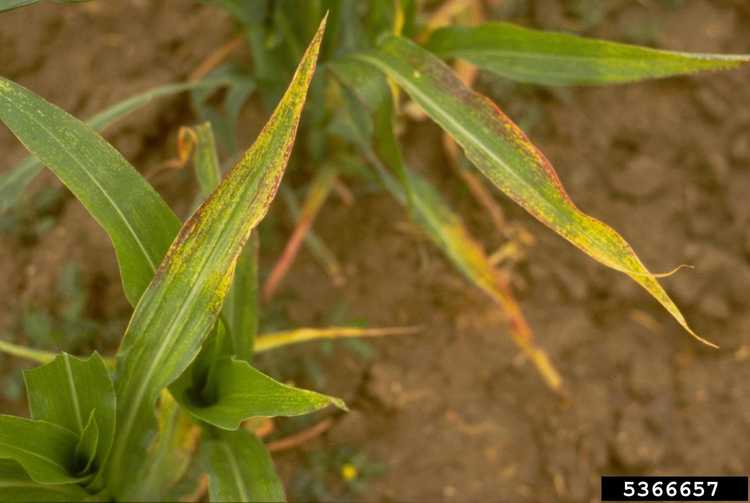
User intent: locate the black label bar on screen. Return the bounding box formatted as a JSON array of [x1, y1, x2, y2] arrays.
[[601, 476, 748, 501]]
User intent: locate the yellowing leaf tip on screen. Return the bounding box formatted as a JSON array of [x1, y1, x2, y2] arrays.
[[650, 264, 694, 279], [686, 325, 719, 349], [331, 396, 349, 412]]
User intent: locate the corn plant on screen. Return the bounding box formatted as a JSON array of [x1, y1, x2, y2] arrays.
[[0, 1, 748, 501], [189, 0, 746, 390]]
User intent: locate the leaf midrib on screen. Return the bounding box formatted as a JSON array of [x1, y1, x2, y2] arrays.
[[220, 441, 249, 501], [62, 354, 83, 433]]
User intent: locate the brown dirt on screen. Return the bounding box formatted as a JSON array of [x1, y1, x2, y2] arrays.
[[1, 1, 749, 502]]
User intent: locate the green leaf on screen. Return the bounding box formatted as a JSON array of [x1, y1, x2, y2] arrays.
[[23, 352, 115, 471], [0, 460, 89, 502], [0, 415, 85, 485], [0, 0, 37, 12], [356, 35, 714, 347], [0, 78, 182, 305], [426, 22, 750, 86], [0, 80, 227, 214], [203, 429, 285, 503], [73, 411, 99, 477], [224, 233, 259, 362], [138, 391, 200, 500], [105, 18, 326, 499], [171, 357, 346, 430], [192, 122, 223, 199]]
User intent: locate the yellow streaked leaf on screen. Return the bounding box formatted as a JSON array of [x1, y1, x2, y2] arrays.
[[104, 17, 327, 499], [356, 35, 713, 347]]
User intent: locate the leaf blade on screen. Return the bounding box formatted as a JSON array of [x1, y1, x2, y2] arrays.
[[0, 78, 181, 305], [203, 429, 285, 503], [0, 79, 225, 214], [0, 416, 84, 485], [426, 22, 750, 86], [171, 357, 346, 430], [356, 35, 712, 346], [23, 352, 115, 471], [0, 460, 89, 502], [105, 18, 326, 498]]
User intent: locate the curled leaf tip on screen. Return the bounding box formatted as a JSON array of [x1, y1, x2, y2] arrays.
[[686, 326, 719, 349], [650, 264, 695, 279]]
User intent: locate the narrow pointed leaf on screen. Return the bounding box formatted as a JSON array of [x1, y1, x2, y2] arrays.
[[73, 411, 99, 477], [171, 357, 346, 430], [332, 58, 561, 387], [426, 22, 750, 86], [23, 352, 115, 470], [404, 170, 561, 389], [203, 429, 285, 503], [356, 35, 712, 346], [0, 339, 56, 364], [192, 122, 223, 199], [0, 78, 181, 305], [254, 326, 420, 352], [105, 18, 326, 498], [190, 122, 259, 362], [0, 460, 89, 502], [0, 416, 85, 485], [0, 79, 226, 214]]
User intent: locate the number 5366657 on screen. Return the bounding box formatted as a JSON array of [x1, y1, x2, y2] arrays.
[[623, 480, 718, 498]]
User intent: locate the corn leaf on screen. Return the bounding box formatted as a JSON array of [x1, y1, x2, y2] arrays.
[[73, 411, 99, 477], [203, 428, 284, 503], [224, 234, 259, 362], [254, 326, 421, 352], [0, 339, 56, 364], [192, 122, 223, 198], [0, 80, 226, 214], [23, 352, 115, 472], [138, 391, 200, 500], [0, 416, 87, 485], [356, 35, 712, 346], [105, 18, 325, 498], [0, 0, 36, 12], [426, 22, 750, 86], [0, 78, 181, 305], [190, 122, 259, 362], [0, 460, 89, 502], [171, 357, 345, 430], [331, 58, 561, 388]]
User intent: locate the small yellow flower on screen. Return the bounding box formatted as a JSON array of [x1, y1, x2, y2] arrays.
[[340, 463, 358, 481]]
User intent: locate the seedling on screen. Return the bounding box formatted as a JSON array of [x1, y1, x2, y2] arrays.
[[0, 1, 747, 500]]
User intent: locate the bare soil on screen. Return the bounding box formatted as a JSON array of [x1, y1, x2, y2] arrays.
[[1, 1, 749, 502]]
